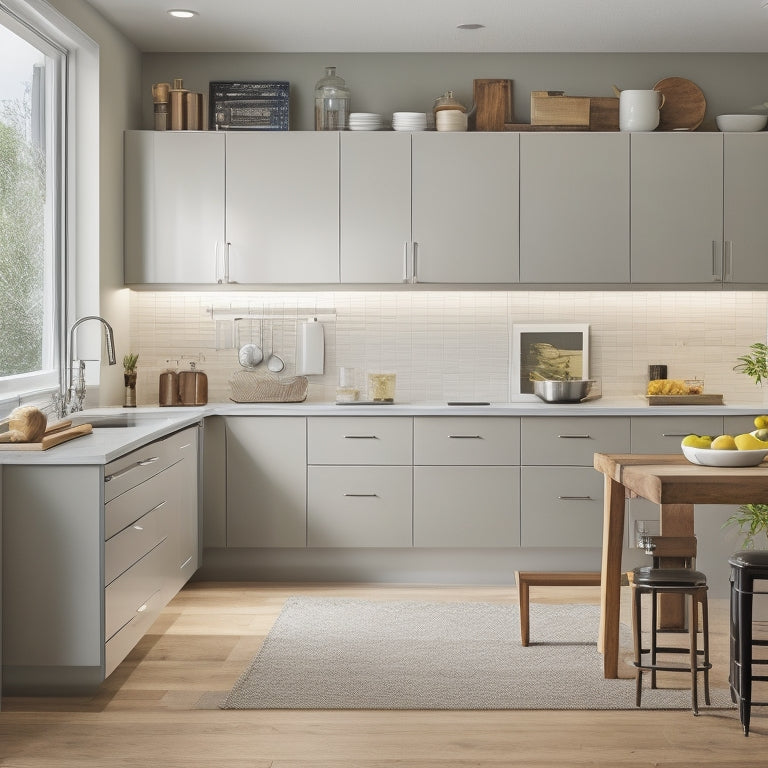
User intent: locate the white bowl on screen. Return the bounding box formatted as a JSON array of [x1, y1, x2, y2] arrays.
[[681, 444, 768, 467], [715, 114, 768, 132]]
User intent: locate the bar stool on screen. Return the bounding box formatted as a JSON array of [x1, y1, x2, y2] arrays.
[[728, 550, 768, 736], [630, 535, 711, 715]]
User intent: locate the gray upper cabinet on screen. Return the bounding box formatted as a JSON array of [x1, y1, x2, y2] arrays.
[[519, 132, 630, 283], [340, 132, 412, 283], [723, 133, 768, 284], [411, 132, 520, 284], [225, 132, 340, 283], [124, 131, 226, 284], [630, 133, 724, 284]]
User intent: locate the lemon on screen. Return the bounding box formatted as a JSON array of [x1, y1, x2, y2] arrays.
[[681, 434, 713, 449], [711, 434, 737, 450], [752, 428, 768, 441], [755, 415, 768, 430], [734, 433, 768, 451]]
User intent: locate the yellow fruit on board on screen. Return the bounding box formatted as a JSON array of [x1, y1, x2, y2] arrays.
[[711, 435, 737, 450], [681, 434, 713, 449], [754, 415, 768, 430], [734, 433, 768, 451]]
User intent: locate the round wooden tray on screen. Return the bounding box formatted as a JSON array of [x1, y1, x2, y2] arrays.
[[653, 77, 706, 131]]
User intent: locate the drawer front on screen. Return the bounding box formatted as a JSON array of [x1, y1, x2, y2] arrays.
[[520, 466, 605, 547], [630, 416, 724, 453], [105, 498, 172, 586], [414, 417, 520, 465], [105, 462, 176, 540], [105, 438, 174, 503], [307, 417, 413, 465], [105, 538, 169, 640], [307, 466, 412, 547], [414, 466, 520, 547], [521, 416, 630, 466]]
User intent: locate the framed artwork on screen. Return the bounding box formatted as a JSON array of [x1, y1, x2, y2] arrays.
[[510, 324, 590, 400]]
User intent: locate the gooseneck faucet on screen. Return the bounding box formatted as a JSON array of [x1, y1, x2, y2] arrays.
[[54, 315, 117, 417]]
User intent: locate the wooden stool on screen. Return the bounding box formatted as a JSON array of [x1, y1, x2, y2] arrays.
[[515, 571, 601, 646]]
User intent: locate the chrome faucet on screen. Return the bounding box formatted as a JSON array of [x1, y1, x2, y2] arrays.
[[53, 315, 117, 417]]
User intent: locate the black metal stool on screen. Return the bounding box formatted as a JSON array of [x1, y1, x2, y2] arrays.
[[728, 550, 768, 736], [631, 535, 711, 715]]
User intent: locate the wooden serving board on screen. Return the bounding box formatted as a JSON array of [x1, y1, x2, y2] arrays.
[[0, 423, 93, 450], [653, 77, 706, 131], [646, 394, 724, 406]]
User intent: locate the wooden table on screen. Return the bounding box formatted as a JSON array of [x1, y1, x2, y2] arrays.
[[593, 452, 768, 678]]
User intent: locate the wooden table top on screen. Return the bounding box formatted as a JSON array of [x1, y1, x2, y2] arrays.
[[593, 452, 768, 506]]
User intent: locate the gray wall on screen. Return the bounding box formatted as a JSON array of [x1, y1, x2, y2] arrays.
[[143, 52, 768, 131]]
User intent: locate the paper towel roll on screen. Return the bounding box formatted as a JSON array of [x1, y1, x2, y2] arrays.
[[296, 318, 324, 375]]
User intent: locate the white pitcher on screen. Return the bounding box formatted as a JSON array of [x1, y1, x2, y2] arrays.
[[619, 89, 665, 132]]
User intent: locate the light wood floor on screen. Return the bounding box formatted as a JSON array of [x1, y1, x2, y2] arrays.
[[1, 581, 766, 767]]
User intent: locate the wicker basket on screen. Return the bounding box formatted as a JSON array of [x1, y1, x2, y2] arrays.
[[229, 371, 308, 403]]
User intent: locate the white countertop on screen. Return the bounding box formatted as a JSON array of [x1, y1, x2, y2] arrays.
[[0, 398, 764, 465]]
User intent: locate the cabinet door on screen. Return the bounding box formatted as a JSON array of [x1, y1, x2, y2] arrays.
[[340, 132, 412, 283], [226, 133, 340, 283], [411, 132, 519, 283], [724, 134, 768, 284], [414, 466, 520, 547], [629, 416, 724, 453], [520, 133, 630, 283], [175, 428, 200, 585], [124, 131, 225, 284], [630, 133, 723, 284], [226, 417, 307, 547]]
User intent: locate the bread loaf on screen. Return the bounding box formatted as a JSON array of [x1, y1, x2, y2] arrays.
[[0, 406, 48, 443]]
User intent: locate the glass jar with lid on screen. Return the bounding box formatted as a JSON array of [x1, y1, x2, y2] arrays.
[[314, 66, 351, 130]]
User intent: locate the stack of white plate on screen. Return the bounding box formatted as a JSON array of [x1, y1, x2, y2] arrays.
[[436, 110, 468, 132], [392, 111, 428, 131], [348, 113, 385, 131]]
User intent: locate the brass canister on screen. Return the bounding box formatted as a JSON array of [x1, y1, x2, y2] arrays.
[[158, 369, 179, 406]]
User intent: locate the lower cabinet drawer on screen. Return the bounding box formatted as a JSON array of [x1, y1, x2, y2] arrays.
[[307, 466, 412, 547], [414, 466, 520, 547], [630, 416, 724, 453], [520, 467, 605, 547], [105, 539, 168, 641]]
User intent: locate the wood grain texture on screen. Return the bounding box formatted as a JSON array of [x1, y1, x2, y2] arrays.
[[0, 423, 92, 451], [1, 582, 765, 766], [471, 79, 513, 131], [653, 76, 707, 131]]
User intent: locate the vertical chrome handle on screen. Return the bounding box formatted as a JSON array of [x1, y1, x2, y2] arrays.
[[724, 240, 733, 282], [224, 242, 231, 284], [412, 241, 419, 284], [402, 241, 409, 283], [215, 241, 223, 283], [711, 240, 721, 281]]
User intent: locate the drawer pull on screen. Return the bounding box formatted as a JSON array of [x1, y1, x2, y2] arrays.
[[661, 433, 693, 438], [137, 602, 149, 613], [449, 435, 482, 439], [344, 493, 378, 497], [180, 556, 193, 570], [105, 455, 160, 482], [343, 435, 378, 439], [558, 495, 593, 500], [133, 525, 144, 531], [179, 442, 193, 450], [557, 434, 591, 439]]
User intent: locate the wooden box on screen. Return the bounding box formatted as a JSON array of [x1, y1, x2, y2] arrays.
[[530, 91, 590, 126], [589, 97, 619, 131]]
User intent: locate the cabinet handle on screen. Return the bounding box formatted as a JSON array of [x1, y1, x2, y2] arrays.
[[343, 434, 378, 439], [558, 495, 593, 500], [179, 442, 193, 450], [224, 242, 231, 284], [557, 434, 591, 439], [344, 493, 378, 497], [402, 242, 409, 283], [449, 435, 482, 439], [724, 240, 733, 282], [412, 241, 419, 284], [133, 525, 144, 531], [661, 433, 692, 437], [105, 456, 160, 482], [711, 240, 721, 281], [180, 556, 193, 570]]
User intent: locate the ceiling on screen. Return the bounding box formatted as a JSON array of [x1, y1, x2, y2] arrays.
[[83, 0, 768, 54]]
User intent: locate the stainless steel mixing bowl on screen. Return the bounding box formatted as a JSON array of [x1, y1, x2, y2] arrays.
[[533, 379, 593, 403]]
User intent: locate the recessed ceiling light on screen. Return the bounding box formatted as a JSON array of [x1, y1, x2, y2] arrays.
[[168, 9, 198, 19], [457, 23, 485, 30]]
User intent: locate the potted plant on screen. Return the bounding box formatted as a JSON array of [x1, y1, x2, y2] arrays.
[[724, 504, 768, 550], [734, 342, 768, 386], [123, 353, 139, 407]]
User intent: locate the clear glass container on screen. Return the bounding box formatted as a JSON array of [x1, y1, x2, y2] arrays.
[[314, 66, 350, 131], [367, 372, 396, 402], [336, 366, 359, 402]]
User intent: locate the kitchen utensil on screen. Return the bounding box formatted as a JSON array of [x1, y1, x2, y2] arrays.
[[178, 361, 208, 406], [715, 114, 768, 132], [0, 422, 93, 451], [612, 84, 622, 98], [619, 90, 665, 131], [238, 343, 263, 368], [652, 77, 706, 131], [533, 379, 593, 403], [266, 322, 285, 373]]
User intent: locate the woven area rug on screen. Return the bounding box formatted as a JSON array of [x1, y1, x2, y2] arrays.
[[221, 596, 734, 710]]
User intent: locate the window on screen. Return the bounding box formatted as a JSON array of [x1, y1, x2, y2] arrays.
[[0, 3, 63, 401]]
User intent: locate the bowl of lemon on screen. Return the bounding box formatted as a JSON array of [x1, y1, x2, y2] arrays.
[[681, 417, 768, 467]]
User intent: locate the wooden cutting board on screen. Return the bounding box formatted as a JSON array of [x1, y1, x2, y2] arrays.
[[653, 77, 706, 131], [0, 422, 93, 450], [646, 394, 724, 406]]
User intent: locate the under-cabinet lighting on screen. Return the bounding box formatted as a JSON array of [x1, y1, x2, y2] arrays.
[[168, 9, 198, 19]]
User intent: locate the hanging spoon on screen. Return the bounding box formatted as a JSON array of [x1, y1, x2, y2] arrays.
[[266, 319, 285, 373]]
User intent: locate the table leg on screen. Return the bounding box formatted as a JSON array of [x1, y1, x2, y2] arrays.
[[599, 474, 626, 678], [658, 503, 695, 629]]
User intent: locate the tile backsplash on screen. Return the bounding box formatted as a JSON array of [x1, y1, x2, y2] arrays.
[[128, 290, 768, 406]]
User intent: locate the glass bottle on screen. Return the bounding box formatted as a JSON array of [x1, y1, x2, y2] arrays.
[[314, 66, 350, 131]]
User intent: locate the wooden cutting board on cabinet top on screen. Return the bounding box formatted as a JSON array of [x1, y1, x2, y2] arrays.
[[0, 420, 93, 450]]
